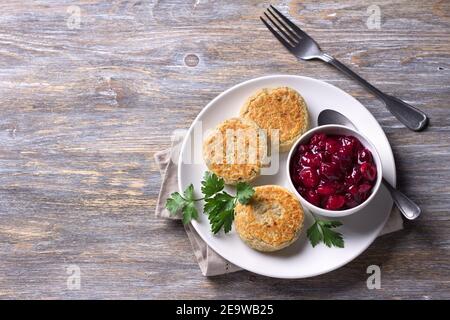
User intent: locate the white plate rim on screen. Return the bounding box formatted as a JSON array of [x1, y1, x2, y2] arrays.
[[178, 75, 396, 279]]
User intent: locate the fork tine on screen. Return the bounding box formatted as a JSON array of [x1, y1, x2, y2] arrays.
[[269, 5, 309, 39], [263, 12, 297, 45], [266, 7, 300, 42], [260, 17, 294, 51]]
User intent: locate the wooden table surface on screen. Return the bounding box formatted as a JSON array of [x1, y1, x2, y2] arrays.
[[0, 0, 449, 300]]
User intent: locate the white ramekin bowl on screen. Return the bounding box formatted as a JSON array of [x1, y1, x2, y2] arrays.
[[286, 124, 383, 218]]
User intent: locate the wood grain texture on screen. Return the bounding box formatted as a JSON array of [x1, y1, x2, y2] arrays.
[[0, 0, 449, 299]]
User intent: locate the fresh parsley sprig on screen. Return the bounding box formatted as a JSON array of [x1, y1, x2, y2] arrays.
[[307, 216, 344, 248], [204, 180, 254, 234], [165, 184, 201, 224], [165, 171, 255, 234]]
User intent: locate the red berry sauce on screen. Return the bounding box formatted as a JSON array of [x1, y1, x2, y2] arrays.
[[290, 133, 377, 210]]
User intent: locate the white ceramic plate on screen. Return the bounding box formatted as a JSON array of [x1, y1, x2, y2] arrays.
[[178, 75, 396, 279]]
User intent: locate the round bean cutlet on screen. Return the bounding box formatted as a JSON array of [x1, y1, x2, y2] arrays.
[[235, 185, 304, 252], [203, 117, 266, 185], [240, 87, 309, 152]]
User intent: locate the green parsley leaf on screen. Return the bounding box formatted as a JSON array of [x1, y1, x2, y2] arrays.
[[306, 221, 322, 247], [165, 192, 185, 215], [204, 192, 234, 215], [182, 202, 199, 225], [217, 209, 235, 234], [209, 209, 235, 234], [204, 192, 235, 234], [183, 184, 195, 201], [306, 218, 344, 248], [236, 182, 255, 204], [165, 184, 199, 225], [201, 172, 224, 198], [321, 224, 344, 248]]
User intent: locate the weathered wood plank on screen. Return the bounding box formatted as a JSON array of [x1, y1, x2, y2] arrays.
[[0, 0, 449, 299]]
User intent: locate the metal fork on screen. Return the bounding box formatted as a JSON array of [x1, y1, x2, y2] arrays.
[[261, 5, 429, 132]]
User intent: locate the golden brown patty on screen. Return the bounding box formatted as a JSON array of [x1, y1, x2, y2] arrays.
[[234, 185, 304, 252], [240, 87, 309, 152], [203, 117, 266, 185]]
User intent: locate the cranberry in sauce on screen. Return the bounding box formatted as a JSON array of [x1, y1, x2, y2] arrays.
[[290, 133, 377, 211]]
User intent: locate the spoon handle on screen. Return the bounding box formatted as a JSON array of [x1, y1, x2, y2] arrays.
[[382, 178, 421, 220]]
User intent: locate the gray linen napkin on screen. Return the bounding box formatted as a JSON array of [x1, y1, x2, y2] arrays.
[[154, 137, 240, 276], [154, 137, 403, 277]]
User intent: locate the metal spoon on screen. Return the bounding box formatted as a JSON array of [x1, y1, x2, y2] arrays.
[[318, 109, 421, 220]]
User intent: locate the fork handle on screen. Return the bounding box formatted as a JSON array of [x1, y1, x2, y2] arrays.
[[320, 53, 429, 131]]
